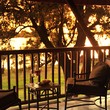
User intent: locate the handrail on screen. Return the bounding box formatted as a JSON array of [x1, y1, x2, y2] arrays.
[[0, 46, 110, 104]]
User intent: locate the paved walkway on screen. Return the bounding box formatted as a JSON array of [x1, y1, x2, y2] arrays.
[[8, 95, 110, 110]]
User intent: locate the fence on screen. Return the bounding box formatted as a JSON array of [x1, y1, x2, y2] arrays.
[[0, 46, 110, 104]]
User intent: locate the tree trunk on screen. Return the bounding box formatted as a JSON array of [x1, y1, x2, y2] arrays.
[[75, 23, 86, 46], [66, 0, 99, 47]]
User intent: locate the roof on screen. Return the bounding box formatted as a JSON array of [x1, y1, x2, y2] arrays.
[[28, 0, 110, 5]]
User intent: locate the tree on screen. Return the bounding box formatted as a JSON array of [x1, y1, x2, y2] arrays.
[[0, 0, 109, 78], [0, 1, 109, 47]]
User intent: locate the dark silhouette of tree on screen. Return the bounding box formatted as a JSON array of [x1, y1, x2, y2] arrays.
[[0, 0, 109, 78]]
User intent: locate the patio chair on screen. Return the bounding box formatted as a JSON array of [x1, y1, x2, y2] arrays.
[[65, 61, 110, 110], [0, 86, 22, 110]]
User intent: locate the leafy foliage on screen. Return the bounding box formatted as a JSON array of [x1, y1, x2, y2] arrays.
[[0, 0, 109, 50]]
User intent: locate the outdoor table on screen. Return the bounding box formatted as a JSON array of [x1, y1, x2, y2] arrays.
[[26, 83, 60, 110]]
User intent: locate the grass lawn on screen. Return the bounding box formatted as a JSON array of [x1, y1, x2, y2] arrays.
[[2, 64, 65, 101]]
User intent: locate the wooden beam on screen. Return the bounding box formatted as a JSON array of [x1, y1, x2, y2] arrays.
[[28, 0, 110, 5]]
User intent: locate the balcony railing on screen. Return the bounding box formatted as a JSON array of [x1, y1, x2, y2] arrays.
[[0, 46, 110, 104]]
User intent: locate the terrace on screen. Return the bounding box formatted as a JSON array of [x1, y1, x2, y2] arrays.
[[1, 46, 110, 109], [0, 0, 110, 109]]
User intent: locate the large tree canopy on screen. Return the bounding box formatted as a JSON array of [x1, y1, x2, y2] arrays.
[[0, 0, 109, 78], [0, 0, 109, 48]]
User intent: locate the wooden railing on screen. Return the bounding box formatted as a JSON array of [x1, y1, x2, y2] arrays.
[[0, 46, 110, 104]]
